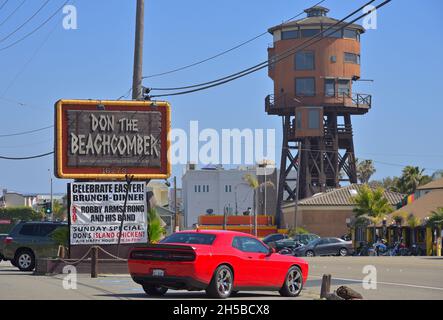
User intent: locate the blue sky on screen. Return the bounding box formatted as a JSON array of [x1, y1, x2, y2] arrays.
[[0, 0, 442, 194]]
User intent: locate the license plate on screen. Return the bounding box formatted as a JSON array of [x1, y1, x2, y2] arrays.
[[152, 269, 164, 277]]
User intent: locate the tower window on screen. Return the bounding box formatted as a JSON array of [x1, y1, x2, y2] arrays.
[[344, 29, 359, 40], [295, 51, 315, 70], [324, 28, 342, 38], [296, 111, 302, 129], [338, 80, 351, 97], [344, 52, 360, 64], [308, 109, 320, 129], [325, 79, 335, 97], [281, 30, 299, 40], [295, 78, 316, 96]]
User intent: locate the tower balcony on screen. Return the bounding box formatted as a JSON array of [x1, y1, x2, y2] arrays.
[[265, 92, 372, 115]]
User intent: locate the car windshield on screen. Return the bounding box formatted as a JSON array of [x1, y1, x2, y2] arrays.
[[307, 238, 320, 246], [160, 233, 216, 245]]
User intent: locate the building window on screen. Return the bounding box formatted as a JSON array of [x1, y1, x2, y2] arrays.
[[281, 30, 299, 40], [324, 27, 342, 38], [344, 29, 358, 40], [308, 109, 320, 129], [325, 79, 335, 97], [194, 185, 197, 192], [296, 111, 302, 129], [301, 29, 320, 38], [295, 51, 315, 70], [344, 52, 360, 64], [338, 80, 350, 97], [295, 78, 315, 96], [225, 185, 232, 193]]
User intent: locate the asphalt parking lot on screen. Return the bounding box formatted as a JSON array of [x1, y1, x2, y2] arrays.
[[0, 257, 442, 300]]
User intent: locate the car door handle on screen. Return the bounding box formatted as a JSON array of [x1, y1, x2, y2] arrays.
[[247, 256, 253, 259]]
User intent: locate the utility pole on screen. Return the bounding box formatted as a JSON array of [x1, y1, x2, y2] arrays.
[[132, 0, 145, 100], [48, 169, 53, 221]]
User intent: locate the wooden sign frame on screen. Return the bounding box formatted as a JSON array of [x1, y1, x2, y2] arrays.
[[55, 99, 171, 180]]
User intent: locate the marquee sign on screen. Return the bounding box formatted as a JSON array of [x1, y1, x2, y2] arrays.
[[55, 99, 171, 180], [69, 181, 148, 245]]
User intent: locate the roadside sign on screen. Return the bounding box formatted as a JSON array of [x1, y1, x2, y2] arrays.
[[55, 99, 171, 180], [0, 219, 11, 225], [69, 181, 148, 245]]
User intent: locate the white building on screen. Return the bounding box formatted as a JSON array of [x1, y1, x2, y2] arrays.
[[182, 164, 277, 228]]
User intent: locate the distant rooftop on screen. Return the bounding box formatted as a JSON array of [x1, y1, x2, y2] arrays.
[[417, 178, 443, 191], [283, 184, 404, 207]]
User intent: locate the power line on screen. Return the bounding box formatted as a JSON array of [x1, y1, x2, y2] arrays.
[[0, 0, 25, 27], [0, 0, 50, 43], [149, 0, 377, 93], [0, 0, 69, 51], [143, 0, 327, 79], [150, 0, 387, 97], [0, 151, 53, 160], [0, 125, 53, 138], [0, 5, 60, 98], [0, 0, 9, 11]]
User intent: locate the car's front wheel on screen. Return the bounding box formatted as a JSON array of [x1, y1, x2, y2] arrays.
[[142, 285, 168, 296], [339, 248, 348, 256], [206, 265, 233, 299], [279, 266, 303, 297], [15, 249, 35, 271]]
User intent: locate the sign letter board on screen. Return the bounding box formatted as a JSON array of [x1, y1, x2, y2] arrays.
[[55, 99, 171, 180]]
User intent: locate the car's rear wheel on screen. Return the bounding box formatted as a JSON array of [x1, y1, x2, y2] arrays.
[[206, 265, 233, 299], [339, 248, 348, 256], [142, 285, 168, 296], [305, 250, 314, 257], [15, 249, 35, 271], [279, 266, 303, 297]]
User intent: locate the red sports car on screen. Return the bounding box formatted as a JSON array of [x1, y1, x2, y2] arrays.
[[128, 230, 309, 298]]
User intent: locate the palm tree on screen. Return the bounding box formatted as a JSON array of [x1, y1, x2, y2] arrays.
[[357, 159, 376, 184], [426, 208, 443, 227], [147, 208, 165, 243], [52, 200, 67, 221], [353, 185, 393, 241], [243, 174, 275, 236], [406, 214, 422, 247], [397, 166, 425, 194]]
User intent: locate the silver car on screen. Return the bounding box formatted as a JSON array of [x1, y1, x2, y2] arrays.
[[293, 237, 354, 257]]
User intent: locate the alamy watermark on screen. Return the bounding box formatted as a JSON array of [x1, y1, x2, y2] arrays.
[[169, 121, 276, 166]]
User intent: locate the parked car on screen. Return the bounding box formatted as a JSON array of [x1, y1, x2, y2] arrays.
[[293, 237, 354, 257], [271, 233, 320, 251], [0, 234, 7, 261], [128, 230, 309, 299], [2, 221, 68, 271], [262, 233, 288, 245]]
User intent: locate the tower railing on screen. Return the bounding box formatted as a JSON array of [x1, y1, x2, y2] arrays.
[[265, 92, 372, 112]]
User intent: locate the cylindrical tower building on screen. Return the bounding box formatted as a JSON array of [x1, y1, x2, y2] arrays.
[[266, 6, 372, 227]]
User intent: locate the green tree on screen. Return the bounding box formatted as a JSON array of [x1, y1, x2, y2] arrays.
[[352, 185, 393, 240], [0, 207, 42, 233], [243, 173, 275, 236], [357, 159, 376, 184], [288, 227, 309, 237], [431, 170, 443, 181], [406, 214, 421, 246], [148, 208, 165, 243], [52, 200, 67, 221], [426, 208, 443, 227], [396, 166, 426, 194]]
